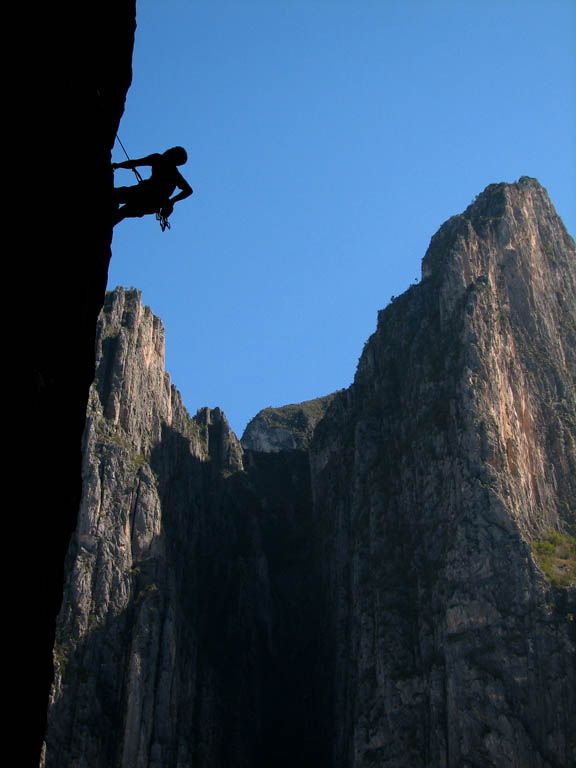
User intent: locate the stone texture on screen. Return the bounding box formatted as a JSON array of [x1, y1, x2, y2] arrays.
[[43, 288, 327, 768], [312, 177, 576, 768], [242, 395, 336, 452], [44, 179, 575, 768]]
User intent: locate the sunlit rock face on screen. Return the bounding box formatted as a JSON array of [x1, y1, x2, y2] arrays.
[[44, 179, 575, 768], [242, 395, 336, 452], [312, 177, 576, 768]]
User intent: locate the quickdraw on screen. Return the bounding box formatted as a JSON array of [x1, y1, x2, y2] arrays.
[[156, 212, 171, 232]]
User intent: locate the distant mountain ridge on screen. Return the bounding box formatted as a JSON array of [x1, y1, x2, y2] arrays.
[[241, 394, 337, 452], [43, 178, 575, 768]]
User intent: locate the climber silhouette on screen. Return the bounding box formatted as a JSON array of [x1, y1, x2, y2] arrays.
[[112, 146, 193, 227]]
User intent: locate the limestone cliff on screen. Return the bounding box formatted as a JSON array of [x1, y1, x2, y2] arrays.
[[44, 179, 575, 768], [43, 289, 325, 767], [312, 177, 575, 767], [242, 395, 337, 452]]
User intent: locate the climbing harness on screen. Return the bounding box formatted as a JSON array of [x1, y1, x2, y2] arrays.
[[114, 134, 170, 231]]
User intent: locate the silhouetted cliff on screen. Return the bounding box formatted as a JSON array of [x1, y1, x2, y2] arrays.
[[16, 2, 136, 762], [43, 179, 575, 767]]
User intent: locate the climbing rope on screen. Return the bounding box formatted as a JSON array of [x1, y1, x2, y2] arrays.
[[114, 134, 144, 183]]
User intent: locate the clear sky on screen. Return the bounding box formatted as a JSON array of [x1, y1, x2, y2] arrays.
[[109, 0, 576, 438]]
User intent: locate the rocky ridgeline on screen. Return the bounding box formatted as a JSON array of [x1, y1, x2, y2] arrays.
[[242, 394, 337, 452], [44, 179, 575, 768]]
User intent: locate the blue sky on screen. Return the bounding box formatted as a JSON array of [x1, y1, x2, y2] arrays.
[[109, 0, 576, 438]]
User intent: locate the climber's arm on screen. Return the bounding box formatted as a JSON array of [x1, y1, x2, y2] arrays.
[[169, 172, 193, 204], [112, 154, 160, 171], [161, 176, 193, 218]]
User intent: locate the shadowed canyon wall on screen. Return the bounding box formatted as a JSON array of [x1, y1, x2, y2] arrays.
[[43, 289, 327, 767], [43, 179, 575, 767]]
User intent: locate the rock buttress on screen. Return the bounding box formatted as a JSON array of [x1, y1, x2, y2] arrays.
[[43, 288, 329, 768], [311, 177, 576, 768]]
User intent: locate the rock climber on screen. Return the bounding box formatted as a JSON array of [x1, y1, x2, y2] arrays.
[[112, 146, 193, 227]]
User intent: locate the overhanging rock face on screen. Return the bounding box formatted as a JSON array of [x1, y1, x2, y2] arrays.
[[22, 2, 137, 761], [44, 179, 575, 768]]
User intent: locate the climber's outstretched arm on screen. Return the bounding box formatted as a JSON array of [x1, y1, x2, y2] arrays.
[[112, 153, 161, 171]]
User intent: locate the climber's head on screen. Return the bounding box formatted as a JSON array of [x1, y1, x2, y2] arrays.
[[163, 146, 188, 166]]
